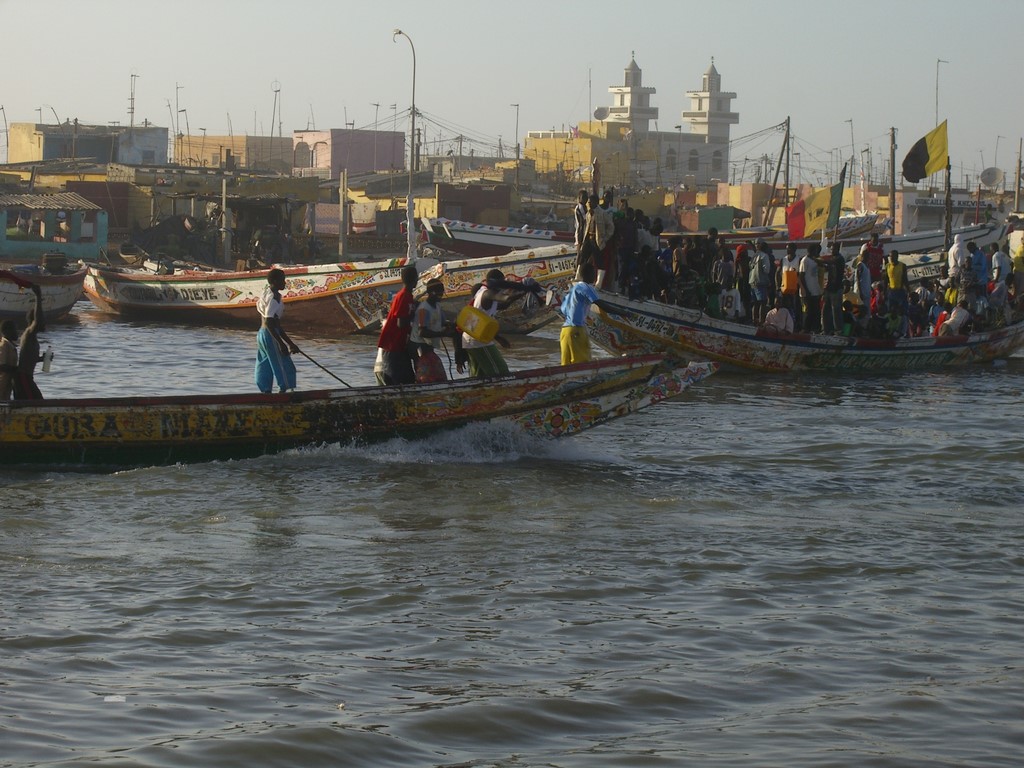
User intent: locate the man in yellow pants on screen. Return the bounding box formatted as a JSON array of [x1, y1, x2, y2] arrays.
[[559, 263, 608, 365]]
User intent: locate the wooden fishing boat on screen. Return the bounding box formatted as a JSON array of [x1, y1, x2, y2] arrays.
[[709, 220, 1006, 262], [0, 356, 716, 468], [83, 260, 416, 337], [422, 217, 574, 258], [585, 290, 1024, 372], [1, 263, 88, 323], [416, 244, 578, 334]]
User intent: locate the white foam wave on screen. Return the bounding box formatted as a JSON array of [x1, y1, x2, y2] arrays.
[[279, 421, 624, 467]]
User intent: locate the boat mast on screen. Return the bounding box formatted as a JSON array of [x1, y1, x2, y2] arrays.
[[762, 117, 790, 227], [889, 127, 897, 233], [1016, 138, 1022, 213]]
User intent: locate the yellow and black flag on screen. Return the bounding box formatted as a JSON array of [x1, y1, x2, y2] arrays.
[[902, 121, 949, 183]]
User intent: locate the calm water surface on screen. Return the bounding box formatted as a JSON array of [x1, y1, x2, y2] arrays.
[[3, 301, 1023, 767]]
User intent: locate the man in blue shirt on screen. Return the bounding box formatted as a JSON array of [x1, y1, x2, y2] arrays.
[[559, 263, 607, 365]]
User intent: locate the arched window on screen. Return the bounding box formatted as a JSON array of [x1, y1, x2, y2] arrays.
[[688, 149, 699, 171], [666, 148, 677, 171], [712, 150, 723, 172]]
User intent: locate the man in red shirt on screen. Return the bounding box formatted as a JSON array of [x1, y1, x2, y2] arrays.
[[859, 233, 884, 282], [376, 264, 419, 385]]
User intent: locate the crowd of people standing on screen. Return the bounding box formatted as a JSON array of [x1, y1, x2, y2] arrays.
[[572, 199, 1024, 340]]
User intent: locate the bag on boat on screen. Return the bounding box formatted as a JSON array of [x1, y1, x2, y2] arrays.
[[415, 348, 447, 383]]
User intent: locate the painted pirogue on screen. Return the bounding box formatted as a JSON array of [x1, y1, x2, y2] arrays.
[[0, 356, 717, 468]]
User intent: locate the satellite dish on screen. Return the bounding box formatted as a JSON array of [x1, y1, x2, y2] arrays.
[[980, 167, 1004, 188], [593, 107, 609, 121]]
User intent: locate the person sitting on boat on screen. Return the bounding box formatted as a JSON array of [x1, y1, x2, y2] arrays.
[[937, 299, 971, 336], [761, 295, 794, 335], [906, 291, 927, 337], [885, 306, 908, 338], [931, 301, 951, 337], [409, 278, 459, 383], [255, 268, 300, 394], [840, 300, 858, 337], [927, 296, 946, 335], [377, 264, 419, 386], [14, 284, 45, 400], [0, 320, 18, 401], [458, 269, 513, 378], [559, 263, 609, 365]]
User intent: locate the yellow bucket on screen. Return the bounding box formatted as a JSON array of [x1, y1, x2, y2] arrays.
[[457, 305, 499, 343]]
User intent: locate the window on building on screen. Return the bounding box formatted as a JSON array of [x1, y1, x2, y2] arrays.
[[712, 150, 722, 172], [666, 148, 677, 171], [688, 149, 699, 171]]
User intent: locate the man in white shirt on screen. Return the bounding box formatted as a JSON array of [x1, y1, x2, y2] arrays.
[[762, 296, 794, 334], [990, 242, 1012, 288], [798, 245, 823, 333]]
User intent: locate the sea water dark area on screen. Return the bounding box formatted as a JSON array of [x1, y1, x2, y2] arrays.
[[3, 302, 1024, 766]]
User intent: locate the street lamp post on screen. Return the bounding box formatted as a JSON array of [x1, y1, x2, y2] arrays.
[[393, 28, 417, 262], [178, 108, 191, 166]]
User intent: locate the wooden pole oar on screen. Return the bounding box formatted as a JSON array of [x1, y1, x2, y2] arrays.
[[298, 350, 353, 389]]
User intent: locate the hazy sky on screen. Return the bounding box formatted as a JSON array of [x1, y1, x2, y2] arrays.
[[3, 0, 1021, 187]]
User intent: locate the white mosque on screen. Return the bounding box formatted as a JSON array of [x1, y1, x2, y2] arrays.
[[526, 56, 739, 189]]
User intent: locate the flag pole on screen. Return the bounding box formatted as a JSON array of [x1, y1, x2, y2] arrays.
[[943, 160, 952, 251]]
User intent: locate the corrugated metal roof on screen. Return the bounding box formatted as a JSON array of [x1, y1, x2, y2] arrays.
[[0, 191, 103, 211]]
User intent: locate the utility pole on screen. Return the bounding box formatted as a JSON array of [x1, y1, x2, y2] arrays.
[[129, 73, 139, 136], [371, 102, 380, 171]]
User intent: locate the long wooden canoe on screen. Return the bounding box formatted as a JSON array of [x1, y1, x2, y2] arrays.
[[0, 356, 716, 468], [585, 290, 1024, 372], [83, 260, 411, 337]]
